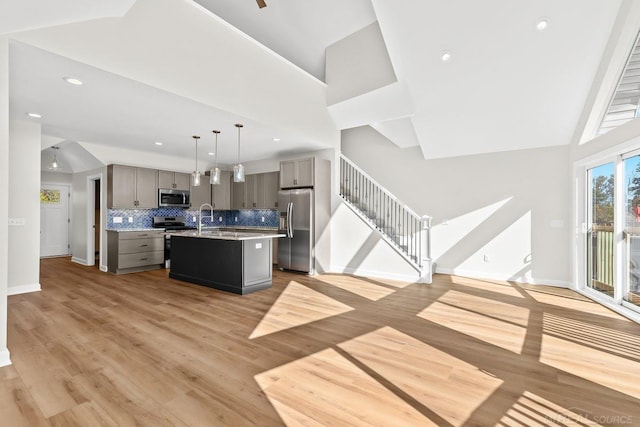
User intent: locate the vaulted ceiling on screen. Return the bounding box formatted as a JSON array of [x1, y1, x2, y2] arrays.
[[1, 0, 635, 171]]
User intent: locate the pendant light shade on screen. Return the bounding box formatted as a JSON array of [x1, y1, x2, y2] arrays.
[[48, 146, 61, 170], [233, 123, 245, 183], [210, 130, 221, 185], [192, 135, 201, 187]]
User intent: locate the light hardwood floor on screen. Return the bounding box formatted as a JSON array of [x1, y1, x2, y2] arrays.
[[2, 257, 640, 426]]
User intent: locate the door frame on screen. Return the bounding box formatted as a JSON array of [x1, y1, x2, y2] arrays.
[[86, 173, 105, 271], [573, 147, 640, 323], [40, 181, 72, 257]]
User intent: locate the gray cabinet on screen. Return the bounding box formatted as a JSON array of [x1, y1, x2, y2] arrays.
[[107, 165, 158, 209], [259, 171, 279, 209], [159, 170, 190, 190], [231, 172, 279, 209], [107, 230, 165, 274], [280, 157, 314, 188], [190, 181, 211, 208], [212, 171, 231, 210]]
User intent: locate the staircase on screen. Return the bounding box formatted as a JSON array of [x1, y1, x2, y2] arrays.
[[339, 155, 432, 283]]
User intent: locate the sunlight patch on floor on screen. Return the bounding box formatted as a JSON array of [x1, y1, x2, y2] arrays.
[[338, 327, 504, 427], [254, 347, 434, 426], [540, 328, 640, 400], [451, 276, 525, 298], [526, 289, 627, 320], [497, 391, 598, 426], [313, 275, 397, 301], [417, 291, 529, 354], [249, 281, 354, 339]]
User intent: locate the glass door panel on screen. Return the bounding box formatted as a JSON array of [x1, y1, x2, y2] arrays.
[[624, 155, 640, 309], [587, 163, 615, 297]]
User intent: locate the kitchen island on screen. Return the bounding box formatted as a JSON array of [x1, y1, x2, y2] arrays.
[[168, 230, 284, 295]]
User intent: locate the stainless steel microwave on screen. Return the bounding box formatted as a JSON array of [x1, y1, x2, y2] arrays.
[[158, 188, 190, 208]]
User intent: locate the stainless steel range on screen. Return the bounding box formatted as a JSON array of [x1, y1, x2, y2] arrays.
[[152, 216, 196, 268]]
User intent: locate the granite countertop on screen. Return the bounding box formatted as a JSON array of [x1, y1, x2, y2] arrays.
[[106, 228, 161, 232], [168, 230, 285, 241]]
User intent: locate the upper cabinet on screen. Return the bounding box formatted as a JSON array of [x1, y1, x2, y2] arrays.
[[190, 180, 211, 208], [159, 170, 190, 190], [230, 171, 280, 209], [212, 171, 231, 210], [280, 157, 314, 188], [107, 165, 158, 209]]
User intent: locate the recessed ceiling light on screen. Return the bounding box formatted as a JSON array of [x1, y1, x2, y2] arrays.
[[536, 18, 549, 31], [26, 112, 42, 118], [208, 152, 215, 156], [63, 77, 83, 85], [441, 51, 451, 62], [273, 138, 281, 142], [154, 141, 163, 146]]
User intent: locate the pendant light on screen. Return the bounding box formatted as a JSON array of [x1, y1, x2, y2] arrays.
[[233, 123, 245, 183], [48, 146, 61, 170], [192, 135, 201, 187], [210, 130, 221, 185]]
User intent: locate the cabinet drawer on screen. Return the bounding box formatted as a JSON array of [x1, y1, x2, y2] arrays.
[[118, 251, 164, 269], [118, 238, 164, 254], [118, 230, 164, 240]]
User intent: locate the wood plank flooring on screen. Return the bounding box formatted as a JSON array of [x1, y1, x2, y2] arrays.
[[2, 258, 640, 426]]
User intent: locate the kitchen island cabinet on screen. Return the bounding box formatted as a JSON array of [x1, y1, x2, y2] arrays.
[[168, 231, 284, 295]]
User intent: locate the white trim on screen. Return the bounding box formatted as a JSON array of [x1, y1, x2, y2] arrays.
[[577, 287, 640, 324], [330, 266, 420, 284], [86, 173, 103, 269], [71, 256, 89, 266], [100, 265, 108, 272], [435, 267, 571, 288], [7, 283, 41, 295], [0, 348, 11, 367]]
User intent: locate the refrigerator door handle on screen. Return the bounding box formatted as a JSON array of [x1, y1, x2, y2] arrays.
[[288, 202, 294, 238]]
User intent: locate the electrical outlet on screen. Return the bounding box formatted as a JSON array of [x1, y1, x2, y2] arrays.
[[192, 216, 197, 222], [235, 216, 238, 222], [128, 217, 133, 223], [219, 216, 223, 222], [261, 216, 265, 222], [483, 254, 489, 262]]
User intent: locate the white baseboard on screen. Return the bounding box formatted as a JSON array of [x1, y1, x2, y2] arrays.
[[330, 266, 420, 283], [71, 257, 88, 266], [100, 265, 108, 272], [7, 283, 41, 296], [435, 267, 570, 288], [0, 348, 11, 367]]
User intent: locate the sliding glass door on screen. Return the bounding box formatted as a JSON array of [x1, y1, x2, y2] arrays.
[[587, 163, 615, 298], [623, 154, 640, 309]]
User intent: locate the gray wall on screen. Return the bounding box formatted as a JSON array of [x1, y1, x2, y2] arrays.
[[8, 119, 41, 293], [342, 126, 572, 285]]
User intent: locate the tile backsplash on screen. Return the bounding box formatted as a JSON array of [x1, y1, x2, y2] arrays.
[[107, 207, 279, 230]]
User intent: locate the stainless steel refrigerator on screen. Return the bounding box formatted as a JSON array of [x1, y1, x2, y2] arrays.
[[278, 189, 313, 273]]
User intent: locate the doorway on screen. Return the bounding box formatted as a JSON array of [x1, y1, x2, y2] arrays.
[[87, 174, 103, 269], [40, 183, 71, 257]]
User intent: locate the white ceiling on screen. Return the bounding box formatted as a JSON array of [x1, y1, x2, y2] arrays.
[[194, 0, 376, 81], [1, 0, 632, 168]]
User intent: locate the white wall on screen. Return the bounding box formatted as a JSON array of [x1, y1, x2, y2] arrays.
[[41, 170, 72, 184], [0, 37, 11, 367], [341, 126, 572, 285], [71, 167, 107, 269], [326, 22, 396, 106], [8, 119, 41, 295]]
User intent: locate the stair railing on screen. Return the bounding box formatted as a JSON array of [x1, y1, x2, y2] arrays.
[[339, 155, 432, 283]]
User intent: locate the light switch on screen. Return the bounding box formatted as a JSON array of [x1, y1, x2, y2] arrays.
[[8, 218, 25, 226], [255, 243, 262, 249]]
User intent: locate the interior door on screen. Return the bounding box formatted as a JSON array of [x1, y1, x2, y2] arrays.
[[40, 184, 70, 257]]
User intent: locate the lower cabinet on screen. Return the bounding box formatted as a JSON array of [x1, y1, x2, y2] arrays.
[[107, 230, 164, 274]]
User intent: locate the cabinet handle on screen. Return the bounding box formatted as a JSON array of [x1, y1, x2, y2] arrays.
[[140, 234, 148, 237], [140, 244, 148, 247], [140, 258, 148, 261], [253, 202, 256, 207]]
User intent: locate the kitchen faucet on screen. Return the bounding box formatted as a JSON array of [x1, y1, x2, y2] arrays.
[[198, 203, 214, 234]]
